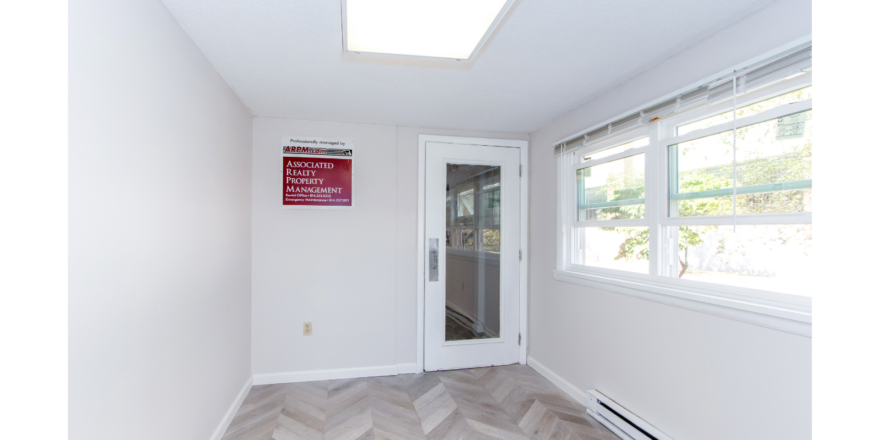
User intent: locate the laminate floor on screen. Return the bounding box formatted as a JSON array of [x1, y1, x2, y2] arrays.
[[221, 365, 619, 440]]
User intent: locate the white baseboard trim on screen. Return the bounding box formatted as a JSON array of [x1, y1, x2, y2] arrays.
[[527, 356, 587, 406], [396, 363, 421, 374], [253, 364, 399, 385], [210, 375, 253, 440]]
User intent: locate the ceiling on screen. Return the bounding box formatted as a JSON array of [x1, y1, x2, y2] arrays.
[[162, 0, 774, 133]]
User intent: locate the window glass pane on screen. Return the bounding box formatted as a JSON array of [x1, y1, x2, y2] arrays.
[[460, 229, 474, 250], [480, 229, 500, 253], [477, 189, 501, 253], [669, 132, 734, 217], [673, 225, 813, 296], [735, 110, 812, 214], [445, 164, 502, 341], [573, 227, 649, 274], [478, 190, 500, 227], [480, 167, 500, 190], [738, 86, 812, 118], [577, 154, 645, 222], [457, 189, 474, 221], [583, 137, 649, 162], [447, 164, 502, 253], [677, 86, 813, 136], [670, 110, 813, 217]]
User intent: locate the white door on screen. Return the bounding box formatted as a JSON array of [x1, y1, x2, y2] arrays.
[[425, 141, 521, 371]]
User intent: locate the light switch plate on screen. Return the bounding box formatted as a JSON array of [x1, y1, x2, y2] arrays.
[[303, 322, 313, 336]]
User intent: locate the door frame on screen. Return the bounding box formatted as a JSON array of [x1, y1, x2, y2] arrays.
[[417, 135, 529, 372]]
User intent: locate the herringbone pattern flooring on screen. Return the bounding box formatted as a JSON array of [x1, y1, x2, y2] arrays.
[[222, 365, 618, 440]]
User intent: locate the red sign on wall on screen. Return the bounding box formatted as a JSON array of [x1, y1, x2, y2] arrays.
[[281, 137, 354, 208]]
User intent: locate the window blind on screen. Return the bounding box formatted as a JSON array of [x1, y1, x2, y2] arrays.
[[554, 44, 812, 156]]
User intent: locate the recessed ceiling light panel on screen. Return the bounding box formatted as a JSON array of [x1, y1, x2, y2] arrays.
[[341, 0, 514, 61]]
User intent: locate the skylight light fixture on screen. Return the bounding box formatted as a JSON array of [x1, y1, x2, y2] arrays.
[[341, 0, 514, 61]]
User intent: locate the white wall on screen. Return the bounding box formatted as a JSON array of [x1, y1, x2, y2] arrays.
[[252, 120, 528, 376], [527, 1, 812, 439], [68, 1, 253, 439], [251, 118, 399, 377]]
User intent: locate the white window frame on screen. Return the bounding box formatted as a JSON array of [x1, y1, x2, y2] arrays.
[[555, 70, 813, 337]]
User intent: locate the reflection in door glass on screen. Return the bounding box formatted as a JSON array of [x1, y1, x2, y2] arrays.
[[446, 164, 501, 341]]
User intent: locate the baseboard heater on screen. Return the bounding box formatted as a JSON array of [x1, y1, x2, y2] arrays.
[[585, 390, 674, 440]]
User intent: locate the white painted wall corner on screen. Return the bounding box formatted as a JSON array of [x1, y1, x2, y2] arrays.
[[527, 356, 587, 406], [210, 375, 253, 440]]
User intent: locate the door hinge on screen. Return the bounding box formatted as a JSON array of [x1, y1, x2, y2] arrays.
[[519, 249, 522, 261], [519, 165, 522, 177], [518, 334, 521, 345]]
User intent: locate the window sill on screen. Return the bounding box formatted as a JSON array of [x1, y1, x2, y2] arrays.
[[552, 269, 811, 337]]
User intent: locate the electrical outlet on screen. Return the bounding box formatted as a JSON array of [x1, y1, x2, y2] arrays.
[[303, 322, 312, 336]]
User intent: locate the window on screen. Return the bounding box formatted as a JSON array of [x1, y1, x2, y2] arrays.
[[572, 133, 649, 273], [555, 44, 812, 326], [577, 151, 646, 222], [667, 98, 812, 295], [582, 136, 649, 161], [447, 165, 501, 253], [676, 86, 812, 136]]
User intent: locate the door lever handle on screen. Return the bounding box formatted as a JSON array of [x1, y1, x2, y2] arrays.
[[428, 238, 439, 281]]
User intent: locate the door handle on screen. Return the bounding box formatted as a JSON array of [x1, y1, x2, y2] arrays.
[[428, 238, 439, 281]]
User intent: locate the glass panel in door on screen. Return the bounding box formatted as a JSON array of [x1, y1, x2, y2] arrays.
[[445, 164, 501, 341]]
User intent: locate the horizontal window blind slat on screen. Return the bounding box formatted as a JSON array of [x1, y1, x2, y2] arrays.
[[741, 46, 812, 93], [562, 137, 585, 153], [610, 112, 641, 134], [640, 97, 679, 123], [586, 125, 610, 142], [554, 43, 811, 155], [679, 86, 708, 108]]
